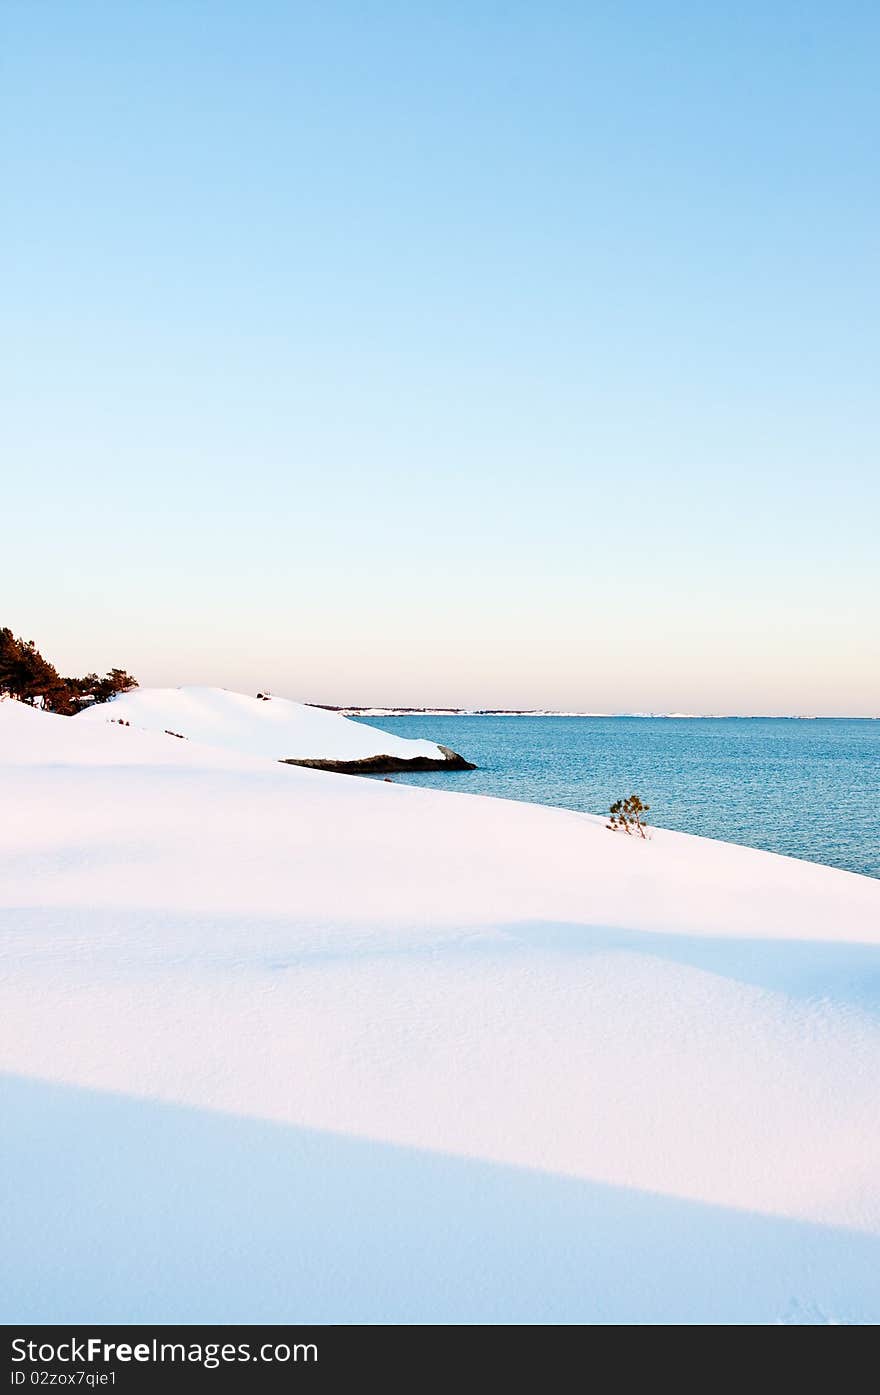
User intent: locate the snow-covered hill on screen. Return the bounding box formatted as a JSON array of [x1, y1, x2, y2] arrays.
[[75, 685, 473, 771], [2, 697, 880, 1323]]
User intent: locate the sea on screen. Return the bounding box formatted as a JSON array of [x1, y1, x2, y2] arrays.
[[354, 715, 880, 880]]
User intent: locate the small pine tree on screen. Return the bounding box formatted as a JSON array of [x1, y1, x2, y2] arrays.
[[607, 794, 650, 839]]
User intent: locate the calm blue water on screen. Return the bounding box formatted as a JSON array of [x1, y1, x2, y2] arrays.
[[354, 716, 880, 880]]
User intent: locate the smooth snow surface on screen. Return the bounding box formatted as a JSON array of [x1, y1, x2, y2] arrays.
[[76, 685, 448, 761], [2, 698, 880, 1324]]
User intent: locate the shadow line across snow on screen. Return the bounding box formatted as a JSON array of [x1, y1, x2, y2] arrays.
[[498, 920, 880, 1011], [2, 1073, 879, 1325], [4, 907, 880, 1012]]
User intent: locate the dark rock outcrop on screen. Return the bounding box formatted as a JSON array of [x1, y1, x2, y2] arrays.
[[280, 744, 476, 776]]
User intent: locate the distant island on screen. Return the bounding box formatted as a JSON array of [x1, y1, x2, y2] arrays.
[[310, 704, 614, 717], [308, 705, 854, 719]]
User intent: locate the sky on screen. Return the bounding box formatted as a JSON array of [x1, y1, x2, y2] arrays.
[[3, 1, 878, 714]]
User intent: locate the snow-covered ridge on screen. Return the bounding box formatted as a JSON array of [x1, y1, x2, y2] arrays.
[[75, 686, 474, 771], [3, 698, 880, 1323]]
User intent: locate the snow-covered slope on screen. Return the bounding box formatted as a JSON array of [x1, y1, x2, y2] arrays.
[[3, 698, 880, 1323], [75, 684, 467, 767]]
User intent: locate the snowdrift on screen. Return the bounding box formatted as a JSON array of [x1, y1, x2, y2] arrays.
[[2, 698, 880, 1323], [75, 685, 475, 772]]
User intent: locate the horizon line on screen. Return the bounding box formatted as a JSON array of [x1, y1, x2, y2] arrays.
[[308, 704, 880, 721]]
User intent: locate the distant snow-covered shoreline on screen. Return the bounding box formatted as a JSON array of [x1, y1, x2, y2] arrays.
[[322, 706, 876, 719]]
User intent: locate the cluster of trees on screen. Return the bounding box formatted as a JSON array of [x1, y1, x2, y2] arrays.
[[0, 627, 137, 714]]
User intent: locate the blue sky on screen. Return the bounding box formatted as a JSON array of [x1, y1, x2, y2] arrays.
[[3, 2, 878, 713]]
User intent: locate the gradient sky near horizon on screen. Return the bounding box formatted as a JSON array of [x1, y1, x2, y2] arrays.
[[3, 2, 878, 714]]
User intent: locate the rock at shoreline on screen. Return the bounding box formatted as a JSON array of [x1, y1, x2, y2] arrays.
[[280, 744, 476, 775]]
